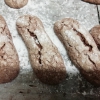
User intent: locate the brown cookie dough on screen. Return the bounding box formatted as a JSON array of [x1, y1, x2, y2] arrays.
[[4, 0, 28, 9], [16, 15, 67, 85], [0, 15, 19, 83], [82, 0, 100, 4], [54, 18, 100, 86], [90, 25, 100, 49]]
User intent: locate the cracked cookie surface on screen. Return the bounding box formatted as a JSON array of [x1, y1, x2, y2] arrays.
[[0, 15, 19, 83], [16, 15, 66, 85], [54, 18, 100, 86], [4, 0, 28, 9]]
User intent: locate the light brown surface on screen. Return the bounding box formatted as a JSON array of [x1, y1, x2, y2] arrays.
[[4, 0, 28, 9], [54, 18, 100, 86], [0, 15, 19, 83], [82, 0, 100, 4], [16, 15, 67, 85], [90, 25, 100, 49]]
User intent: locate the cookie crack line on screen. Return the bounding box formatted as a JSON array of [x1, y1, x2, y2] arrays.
[[74, 29, 93, 52], [1, 25, 6, 33], [0, 43, 5, 50], [87, 55, 97, 69], [0, 43, 5, 59], [27, 29, 43, 65]]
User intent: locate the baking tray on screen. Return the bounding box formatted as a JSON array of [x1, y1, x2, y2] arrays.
[[0, 0, 100, 100]]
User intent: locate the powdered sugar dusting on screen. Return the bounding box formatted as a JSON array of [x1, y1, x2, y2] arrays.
[[0, 0, 99, 99]]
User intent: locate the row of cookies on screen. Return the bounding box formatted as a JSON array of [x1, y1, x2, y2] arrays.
[[1, 14, 100, 86]]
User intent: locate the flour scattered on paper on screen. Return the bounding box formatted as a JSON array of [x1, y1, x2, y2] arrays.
[[0, 0, 82, 75], [0, 0, 99, 98]]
